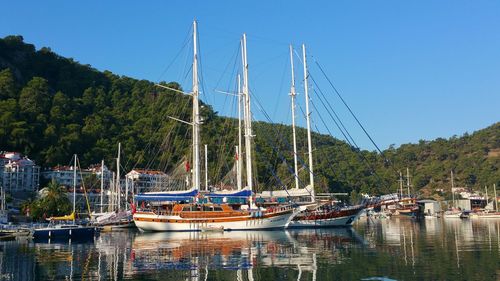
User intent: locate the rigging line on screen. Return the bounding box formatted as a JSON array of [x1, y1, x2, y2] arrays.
[[272, 54, 289, 121], [312, 60, 398, 178], [129, 89, 177, 170], [141, 91, 191, 172], [307, 101, 352, 185], [213, 42, 241, 93], [250, 88, 314, 184], [254, 143, 290, 196], [156, 24, 192, 82], [313, 60, 387, 157], [310, 120, 349, 185], [249, 91, 312, 194], [196, 25, 212, 109], [309, 97, 390, 189], [309, 74, 359, 148]]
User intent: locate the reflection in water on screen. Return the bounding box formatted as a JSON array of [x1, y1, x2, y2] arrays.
[[0, 219, 499, 280]]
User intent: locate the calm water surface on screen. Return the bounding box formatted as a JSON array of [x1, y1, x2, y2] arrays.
[[1, 218, 499, 280]]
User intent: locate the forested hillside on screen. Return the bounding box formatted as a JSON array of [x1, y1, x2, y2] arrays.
[[0, 35, 498, 199]]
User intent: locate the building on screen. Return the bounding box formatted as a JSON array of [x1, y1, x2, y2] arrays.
[[125, 169, 186, 193], [417, 200, 441, 216], [0, 152, 40, 192], [41, 163, 111, 189]]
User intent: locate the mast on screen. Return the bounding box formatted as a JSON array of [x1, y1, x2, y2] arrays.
[[485, 185, 489, 209], [116, 142, 121, 211], [242, 34, 253, 191], [73, 154, 77, 221], [302, 44, 315, 201], [406, 167, 411, 197], [100, 160, 104, 213], [399, 171, 403, 199], [451, 170, 455, 207], [237, 74, 243, 190], [192, 20, 201, 190], [289, 44, 299, 190], [494, 183, 498, 211], [204, 144, 208, 191]]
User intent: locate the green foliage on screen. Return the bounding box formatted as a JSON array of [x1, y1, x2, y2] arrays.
[[0, 35, 499, 200], [23, 180, 72, 221]]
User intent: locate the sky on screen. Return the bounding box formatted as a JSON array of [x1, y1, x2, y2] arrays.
[[1, 1, 499, 151]]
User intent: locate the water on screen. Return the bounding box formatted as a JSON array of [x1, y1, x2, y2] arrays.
[[1, 218, 499, 280]]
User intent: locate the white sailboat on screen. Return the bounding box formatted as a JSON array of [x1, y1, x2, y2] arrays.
[[443, 170, 466, 219]]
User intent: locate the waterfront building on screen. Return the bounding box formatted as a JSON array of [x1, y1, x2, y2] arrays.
[[41, 163, 111, 189], [125, 169, 185, 193], [0, 152, 40, 192]]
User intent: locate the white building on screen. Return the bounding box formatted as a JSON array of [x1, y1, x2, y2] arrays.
[[41, 163, 111, 189], [125, 169, 186, 193], [0, 152, 40, 192]]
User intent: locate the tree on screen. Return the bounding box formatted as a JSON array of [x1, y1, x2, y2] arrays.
[[18, 77, 51, 119], [25, 180, 71, 221], [0, 68, 16, 99]]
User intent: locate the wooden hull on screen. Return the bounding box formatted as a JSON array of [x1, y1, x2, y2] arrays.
[[133, 208, 298, 232], [288, 205, 364, 228]]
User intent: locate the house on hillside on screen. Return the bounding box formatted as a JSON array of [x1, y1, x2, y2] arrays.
[[0, 152, 40, 192]]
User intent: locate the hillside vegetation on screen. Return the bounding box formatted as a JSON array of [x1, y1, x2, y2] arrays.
[[0, 35, 498, 199]]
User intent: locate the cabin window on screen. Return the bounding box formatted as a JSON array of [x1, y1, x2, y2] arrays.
[[213, 206, 223, 212], [182, 206, 192, 212]]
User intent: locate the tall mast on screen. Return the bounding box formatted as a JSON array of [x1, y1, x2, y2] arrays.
[[192, 20, 201, 190], [204, 144, 208, 191], [73, 154, 77, 222], [494, 183, 498, 211], [302, 44, 315, 201], [485, 185, 489, 209], [242, 34, 253, 191], [117, 142, 121, 211], [406, 167, 411, 197], [100, 159, 104, 213], [237, 74, 243, 190], [451, 170, 455, 207], [399, 171, 403, 199], [289, 44, 299, 190]]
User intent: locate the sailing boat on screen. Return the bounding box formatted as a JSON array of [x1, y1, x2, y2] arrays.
[[473, 184, 500, 218], [260, 44, 364, 227], [92, 143, 135, 229], [443, 170, 467, 219], [133, 21, 300, 232], [32, 154, 97, 241]]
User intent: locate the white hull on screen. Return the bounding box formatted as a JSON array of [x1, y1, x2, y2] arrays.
[[134, 210, 299, 232], [471, 213, 500, 219], [443, 213, 462, 218], [288, 213, 361, 228]]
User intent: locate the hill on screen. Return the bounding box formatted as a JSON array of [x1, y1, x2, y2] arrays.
[[0, 35, 498, 199]]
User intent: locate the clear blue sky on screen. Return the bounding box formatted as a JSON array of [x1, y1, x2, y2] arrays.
[[2, 1, 499, 150]]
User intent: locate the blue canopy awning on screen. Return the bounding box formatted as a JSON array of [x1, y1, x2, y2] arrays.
[[135, 189, 198, 202], [208, 189, 252, 198]]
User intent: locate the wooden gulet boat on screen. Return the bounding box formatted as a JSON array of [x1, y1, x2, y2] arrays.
[[260, 44, 364, 228], [133, 21, 301, 232], [134, 202, 298, 232]]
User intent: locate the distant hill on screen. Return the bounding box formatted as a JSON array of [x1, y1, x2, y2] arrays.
[[0, 35, 498, 199]]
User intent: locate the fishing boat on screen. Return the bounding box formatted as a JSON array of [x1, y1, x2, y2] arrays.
[[32, 155, 97, 241], [133, 21, 300, 232]]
